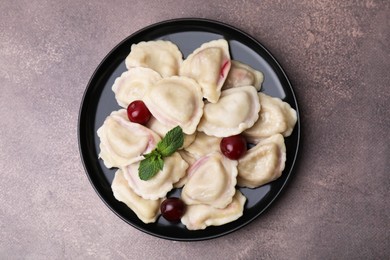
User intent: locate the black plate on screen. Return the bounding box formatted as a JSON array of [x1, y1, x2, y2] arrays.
[[78, 18, 300, 241]]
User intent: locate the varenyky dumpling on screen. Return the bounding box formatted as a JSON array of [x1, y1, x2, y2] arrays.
[[181, 190, 246, 230], [237, 134, 286, 188], [184, 131, 222, 159], [125, 40, 182, 77], [180, 39, 231, 103], [222, 60, 264, 91], [143, 76, 204, 135], [97, 109, 161, 168], [244, 93, 297, 143], [146, 116, 196, 149], [198, 86, 260, 137], [111, 67, 162, 108], [181, 152, 237, 209], [111, 169, 161, 224], [123, 152, 188, 200]]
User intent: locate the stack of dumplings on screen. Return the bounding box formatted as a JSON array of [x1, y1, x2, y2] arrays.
[[97, 39, 297, 230]]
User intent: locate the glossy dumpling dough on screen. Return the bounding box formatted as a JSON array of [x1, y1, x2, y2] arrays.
[[184, 131, 222, 159], [143, 76, 204, 135], [111, 169, 161, 224], [125, 40, 182, 77], [222, 60, 264, 91], [181, 190, 246, 230], [237, 134, 286, 188], [181, 152, 237, 209], [180, 39, 231, 103], [146, 116, 196, 149], [97, 109, 161, 168], [244, 93, 297, 142], [198, 86, 260, 137], [123, 152, 188, 200], [111, 67, 162, 108]]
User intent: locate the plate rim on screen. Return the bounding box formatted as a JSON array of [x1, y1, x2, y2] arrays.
[[78, 17, 301, 241]]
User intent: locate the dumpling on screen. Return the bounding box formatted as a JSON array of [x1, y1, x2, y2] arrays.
[[111, 169, 161, 224], [111, 67, 162, 108], [237, 134, 286, 188], [244, 93, 297, 142], [184, 131, 222, 159], [198, 86, 260, 137], [146, 116, 196, 148], [143, 76, 204, 135], [125, 40, 182, 77], [181, 152, 237, 209], [181, 190, 246, 230], [222, 60, 264, 91], [180, 39, 231, 103], [97, 109, 161, 168], [123, 152, 188, 200]]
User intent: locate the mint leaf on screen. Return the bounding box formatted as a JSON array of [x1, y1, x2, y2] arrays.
[[157, 126, 184, 157], [143, 149, 160, 159], [138, 126, 184, 181], [138, 153, 164, 181]]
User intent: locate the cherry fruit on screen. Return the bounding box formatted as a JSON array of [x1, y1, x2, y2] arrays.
[[160, 197, 186, 222], [126, 100, 151, 125], [220, 134, 247, 160]]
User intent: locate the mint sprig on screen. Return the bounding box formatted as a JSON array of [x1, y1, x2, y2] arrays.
[[157, 126, 184, 157], [138, 126, 184, 181], [138, 153, 163, 181]]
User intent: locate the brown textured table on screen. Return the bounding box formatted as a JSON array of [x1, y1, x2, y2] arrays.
[[1, 0, 389, 259]]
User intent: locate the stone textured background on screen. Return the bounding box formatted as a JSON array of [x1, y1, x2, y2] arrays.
[[1, 0, 389, 259]]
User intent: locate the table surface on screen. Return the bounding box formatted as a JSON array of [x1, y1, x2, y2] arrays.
[[1, 0, 389, 259]]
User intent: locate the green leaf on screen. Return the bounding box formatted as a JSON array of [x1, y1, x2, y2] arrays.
[[143, 150, 160, 159], [157, 126, 184, 157], [138, 126, 184, 181], [138, 154, 164, 181]]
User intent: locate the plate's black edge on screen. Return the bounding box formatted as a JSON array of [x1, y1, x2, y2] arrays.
[[77, 17, 301, 242]]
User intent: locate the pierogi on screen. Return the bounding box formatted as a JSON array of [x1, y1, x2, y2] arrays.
[[97, 109, 161, 168], [237, 134, 286, 188], [222, 60, 264, 91], [244, 93, 297, 142], [112, 169, 161, 224], [112, 67, 162, 108], [143, 76, 204, 135], [181, 190, 246, 230], [181, 152, 237, 209], [198, 86, 260, 137], [96, 38, 297, 230], [180, 39, 231, 103], [125, 40, 182, 77]]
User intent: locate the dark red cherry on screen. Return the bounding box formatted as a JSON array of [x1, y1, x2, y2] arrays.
[[160, 197, 186, 222], [220, 134, 247, 160], [126, 100, 151, 125]]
